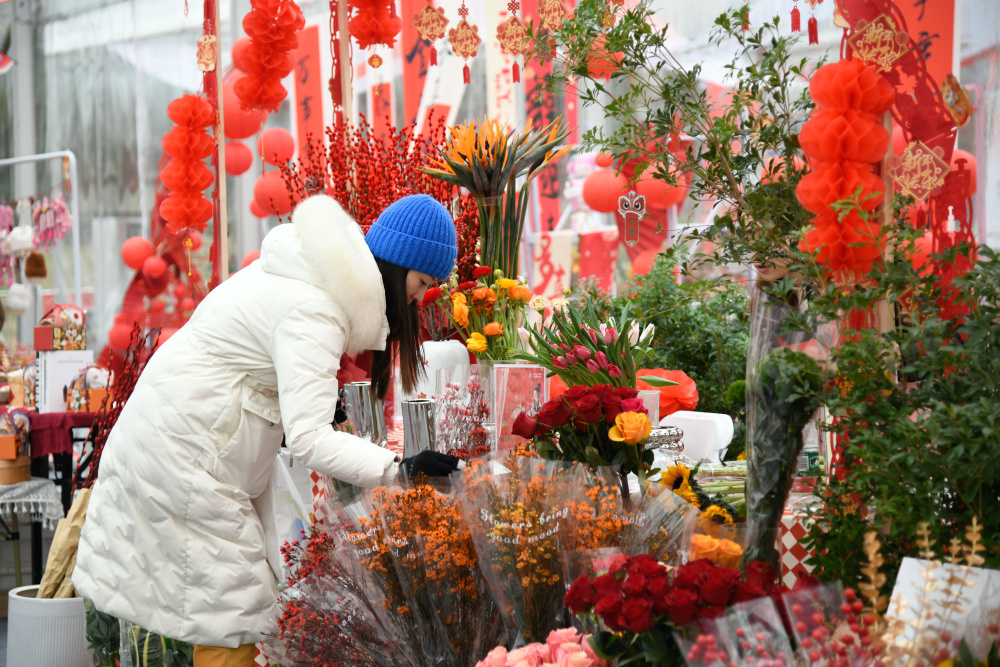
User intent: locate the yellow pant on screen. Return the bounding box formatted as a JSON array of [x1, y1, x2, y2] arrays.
[[193, 643, 256, 667]]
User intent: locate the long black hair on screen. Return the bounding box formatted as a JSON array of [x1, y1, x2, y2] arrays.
[[370, 258, 424, 400]]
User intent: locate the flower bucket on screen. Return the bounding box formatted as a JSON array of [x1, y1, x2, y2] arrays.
[[7, 585, 92, 666]]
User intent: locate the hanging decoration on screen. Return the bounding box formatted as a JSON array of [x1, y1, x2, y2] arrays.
[[196, 34, 217, 72], [448, 1, 482, 85], [496, 2, 529, 82], [796, 58, 895, 282], [158, 95, 216, 235], [790, 0, 800, 32], [348, 0, 403, 69], [799, 0, 822, 43], [235, 0, 306, 112], [413, 2, 449, 67], [31, 193, 73, 250], [617, 191, 646, 248], [537, 0, 570, 31]]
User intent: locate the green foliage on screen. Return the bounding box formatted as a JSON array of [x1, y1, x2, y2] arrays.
[[86, 601, 195, 667], [567, 276, 616, 322], [530, 0, 816, 269], [624, 249, 750, 429], [85, 599, 120, 667], [766, 206, 1000, 595]]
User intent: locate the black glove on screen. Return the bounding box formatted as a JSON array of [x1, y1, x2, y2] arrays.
[[334, 388, 349, 425], [398, 451, 461, 479]]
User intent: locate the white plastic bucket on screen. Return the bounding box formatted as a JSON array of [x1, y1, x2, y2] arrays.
[[7, 585, 93, 667]]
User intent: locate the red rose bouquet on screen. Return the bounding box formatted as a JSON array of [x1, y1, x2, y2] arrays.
[[512, 384, 654, 505], [564, 555, 771, 666]]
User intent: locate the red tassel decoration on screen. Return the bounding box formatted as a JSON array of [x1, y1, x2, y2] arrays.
[[513, 61, 520, 83], [791, 6, 801, 32], [808, 16, 818, 44], [430, 46, 437, 66], [463, 64, 470, 84]]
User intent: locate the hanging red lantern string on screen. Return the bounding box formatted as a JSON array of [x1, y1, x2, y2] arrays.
[[158, 95, 216, 236], [235, 0, 306, 113], [414, 1, 449, 67], [349, 0, 403, 69]]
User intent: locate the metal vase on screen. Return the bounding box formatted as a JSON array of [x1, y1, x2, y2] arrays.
[[344, 381, 388, 447], [402, 399, 436, 459]]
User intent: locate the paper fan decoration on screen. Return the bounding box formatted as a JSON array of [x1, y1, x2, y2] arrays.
[[448, 2, 481, 85], [414, 2, 449, 66]]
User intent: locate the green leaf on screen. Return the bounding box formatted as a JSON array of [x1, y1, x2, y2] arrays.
[[638, 375, 680, 387]]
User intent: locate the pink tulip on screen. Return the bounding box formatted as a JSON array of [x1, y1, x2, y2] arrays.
[[564, 353, 579, 365], [553, 355, 569, 369], [599, 323, 618, 343], [588, 329, 599, 344], [585, 359, 600, 373], [518, 327, 531, 346], [595, 351, 609, 370], [573, 345, 592, 361], [628, 322, 641, 345], [608, 364, 622, 379]]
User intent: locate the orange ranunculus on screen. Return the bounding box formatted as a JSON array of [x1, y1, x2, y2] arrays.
[[508, 284, 532, 303], [637, 369, 699, 417], [473, 287, 496, 301], [453, 301, 470, 327], [483, 322, 503, 336], [452, 292, 468, 306], [608, 411, 652, 445]]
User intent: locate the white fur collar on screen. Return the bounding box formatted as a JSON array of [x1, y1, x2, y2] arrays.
[[291, 195, 389, 354]]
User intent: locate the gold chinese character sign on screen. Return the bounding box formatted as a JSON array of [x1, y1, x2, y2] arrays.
[[888, 140, 951, 201], [847, 14, 909, 73]]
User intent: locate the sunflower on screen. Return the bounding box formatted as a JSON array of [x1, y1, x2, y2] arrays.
[[660, 464, 691, 491], [674, 483, 700, 508], [701, 505, 735, 525]]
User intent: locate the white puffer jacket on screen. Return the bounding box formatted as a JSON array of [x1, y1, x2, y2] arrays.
[[74, 195, 398, 648]]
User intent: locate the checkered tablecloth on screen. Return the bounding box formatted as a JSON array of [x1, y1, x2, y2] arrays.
[[778, 506, 816, 588]]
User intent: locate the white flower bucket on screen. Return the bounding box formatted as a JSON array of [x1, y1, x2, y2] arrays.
[[7, 585, 93, 667]]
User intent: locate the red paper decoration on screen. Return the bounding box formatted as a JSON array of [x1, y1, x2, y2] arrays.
[[223, 79, 267, 139], [158, 94, 216, 235], [232, 36, 252, 72], [496, 2, 528, 82], [951, 149, 976, 194], [583, 169, 629, 213], [414, 2, 449, 67], [257, 127, 296, 165], [225, 141, 254, 176], [796, 59, 891, 282], [235, 0, 306, 112], [449, 2, 481, 84], [142, 255, 169, 280], [350, 0, 402, 68], [586, 35, 623, 81], [249, 199, 269, 218]]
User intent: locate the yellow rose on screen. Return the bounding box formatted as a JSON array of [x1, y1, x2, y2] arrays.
[[453, 301, 470, 327], [466, 332, 488, 353], [608, 411, 652, 445], [689, 533, 720, 563], [483, 322, 503, 336]]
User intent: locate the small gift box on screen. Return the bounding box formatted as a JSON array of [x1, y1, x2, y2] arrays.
[[34, 304, 87, 351], [0, 410, 31, 460], [64, 366, 111, 413]]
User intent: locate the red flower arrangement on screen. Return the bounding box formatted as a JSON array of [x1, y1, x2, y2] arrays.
[[235, 0, 306, 112], [158, 95, 215, 235], [636, 368, 699, 417], [796, 59, 895, 281]]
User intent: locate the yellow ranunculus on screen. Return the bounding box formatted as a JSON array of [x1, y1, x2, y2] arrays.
[[453, 301, 470, 327], [466, 332, 488, 353], [608, 412, 652, 445], [497, 278, 516, 291], [483, 322, 503, 336]]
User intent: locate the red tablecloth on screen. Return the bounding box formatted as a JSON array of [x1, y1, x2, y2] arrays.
[[26, 412, 96, 458]]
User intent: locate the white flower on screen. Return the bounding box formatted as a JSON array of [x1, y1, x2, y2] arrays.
[[640, 323, 655, 343], [551, 298, 569, 314], [628, 321, 641, 345], [518, 327, 531, 346], [529, 295, 548, 312]]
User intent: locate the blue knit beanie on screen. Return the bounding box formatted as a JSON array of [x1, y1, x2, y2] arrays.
[[365, 194, 457, 281]]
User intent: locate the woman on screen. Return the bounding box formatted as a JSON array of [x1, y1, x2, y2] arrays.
[[75, 194, 461, 665]]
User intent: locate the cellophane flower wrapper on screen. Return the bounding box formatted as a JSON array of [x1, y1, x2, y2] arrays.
[[675, 616, 738, 667], [713, 597, 795, 667], [680, 504, 750, 569], [276, 530, 419, 667], [435, 364, 491, 453], [619, 484, 698, 565], [371, 477, 504, 666], [453, 457, 586, 646], [782, 582, 872, 667]]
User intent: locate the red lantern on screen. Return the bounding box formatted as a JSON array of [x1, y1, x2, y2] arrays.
[[586, 36, 622, 81], [583, 170, 629, 213], [121, 237, 154, 270], [249, 199, 269, 218], [223, 79, 266, 140], [892, 124, 906, 156], [142, 255, 168, 279], [186, 232, 203, 251], [241, 250, 261, 269], [632, 248, 660, 275], [808, 58, 894, 115], [173, 284, 188, 299], [179, 297, 197, 312], [634, 168, 690, 211], [256, 128, 295, 166], [349, 1, 403, 50], [595, 152, 614, 168], [232, 36, 252, 72], [150, 300, 167, 313], [160, 327, 180, 342], [108, 324, 133, 350], [254, 170, 294, 216], [225, 142, 254, 176], [798, 108, 889, 163]]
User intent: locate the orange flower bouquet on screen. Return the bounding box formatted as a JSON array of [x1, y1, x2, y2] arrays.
[[423, 265, 533, 362]]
